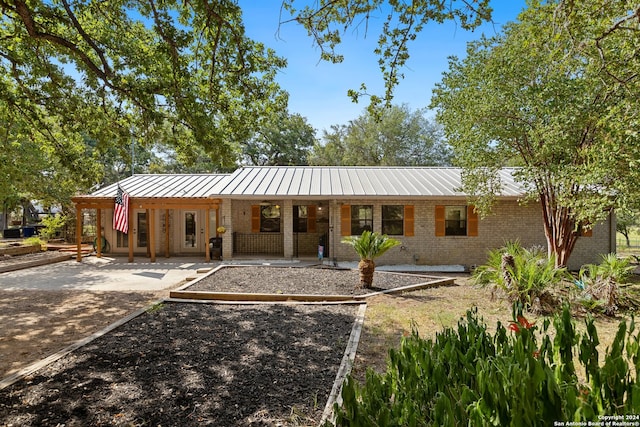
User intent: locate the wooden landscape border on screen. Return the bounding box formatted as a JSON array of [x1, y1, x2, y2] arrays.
[[169, 264, 455, 302]]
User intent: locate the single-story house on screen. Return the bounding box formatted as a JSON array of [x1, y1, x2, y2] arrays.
[[71, 166, 615, 270]]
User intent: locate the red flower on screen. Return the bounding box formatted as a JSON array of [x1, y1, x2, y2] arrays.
[[533, 350, 540, 358], [516, 315, 535, 329], [508, 322, 520, 333]]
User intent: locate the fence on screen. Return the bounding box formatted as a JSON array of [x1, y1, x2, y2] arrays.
[[616, 237, 640, 248]]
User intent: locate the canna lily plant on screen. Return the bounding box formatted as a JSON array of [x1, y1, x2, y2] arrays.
[[342, 230, 401, 289]]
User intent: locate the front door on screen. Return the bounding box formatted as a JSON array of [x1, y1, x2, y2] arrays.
[[182, 211, 200, 253], [134, 211, 148, 252]]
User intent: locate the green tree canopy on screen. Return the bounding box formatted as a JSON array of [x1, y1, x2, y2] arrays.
[[431, 0, 640, 267], [282, 0, 492, 112], [242, 112, 317, 166], [310, 105, 451, 166], [1, 0, 288, 168]]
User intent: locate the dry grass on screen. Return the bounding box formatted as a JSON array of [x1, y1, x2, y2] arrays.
[[352, 274, 639, 382]]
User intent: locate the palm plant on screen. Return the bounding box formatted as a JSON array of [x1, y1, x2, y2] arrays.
[[342, 230, 401, 288]]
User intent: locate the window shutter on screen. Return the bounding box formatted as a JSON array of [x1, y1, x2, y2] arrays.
[[467, 205, 478, 237], [581, 223, 593, 237], [341, 205, 351, 236], [308, 205, 317, 233], [435, 205, 445, 236], [251, 205, 260, 233], [404, 205, 415, 236]]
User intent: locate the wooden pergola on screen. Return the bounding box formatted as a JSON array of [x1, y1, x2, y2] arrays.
[[71, 195, 221, 263]]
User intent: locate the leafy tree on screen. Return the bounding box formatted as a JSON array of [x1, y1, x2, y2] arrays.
[[431, 1, 640, 267], [282, 0, 492, 113], [242, 112, 317, 166], [0, 0, 288, 170], [310, 105, 451, 166], [616, 210, 639, 248], [342, 231, 400, 288]]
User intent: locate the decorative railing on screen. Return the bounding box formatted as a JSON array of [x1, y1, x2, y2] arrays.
[[233, 232, 283, 255]]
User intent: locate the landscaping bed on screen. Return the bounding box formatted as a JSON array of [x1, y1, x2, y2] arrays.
[[0, 265, 452, 426], [185, 265, 437, 295], [0, 302, 358, 426]]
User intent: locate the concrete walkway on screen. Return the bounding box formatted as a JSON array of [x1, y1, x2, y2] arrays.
[[0, 256, 219, 291]]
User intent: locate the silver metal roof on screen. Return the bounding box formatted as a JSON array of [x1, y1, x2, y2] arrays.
[[90, 174, 230, 198], [89, 167, 524, 199], [210, 167, 524, 198]]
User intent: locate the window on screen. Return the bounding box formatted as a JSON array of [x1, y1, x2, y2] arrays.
[[293, 205, 308, 233], [184, 211, 196, 247], [445, 206, 467, 236], [435, 205, 478, 237], [382, 206, 404, 235], [260, 205, 281, 232], [116, 230, 128, 248], [138, 212, 148, 247], [351, 205, 373, 235]]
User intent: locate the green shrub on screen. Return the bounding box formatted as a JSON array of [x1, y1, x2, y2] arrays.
[[38, 213, 67, 240], [23, 236, 45, 250], [473, 241, 569, 309], [578, 254, 636, 316], [331, 305, 640, 426]]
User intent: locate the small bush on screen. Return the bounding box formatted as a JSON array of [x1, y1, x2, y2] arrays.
[[38, 213, 67, 240], [331, 305, 640, 426], [578, 254, 636, 316], [473, 241, 569, 309], [23, 236, 45, 250]]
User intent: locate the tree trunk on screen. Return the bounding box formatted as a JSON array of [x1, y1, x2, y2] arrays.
[[501, 253, 515, 290], [539, 189, 579, 268], [358, 258, 376, 289]]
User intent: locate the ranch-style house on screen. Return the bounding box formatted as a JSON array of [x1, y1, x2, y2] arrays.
[[71, 166, 615, 271]]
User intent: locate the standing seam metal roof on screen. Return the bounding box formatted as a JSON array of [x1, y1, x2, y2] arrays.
[[210, 166, 524, 198], [90, 174, 230, 198], [89, 167, 525, 199]]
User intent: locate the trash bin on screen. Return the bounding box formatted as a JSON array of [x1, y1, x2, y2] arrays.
[[209, 237, 222, 260], [3, 229, 21, 239], [22, 227, 35, 237]]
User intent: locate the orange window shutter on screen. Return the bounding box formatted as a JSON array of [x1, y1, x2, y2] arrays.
[[404, 205, 415, 236], [251, 205, 260, 233], [467, 205, 479, 237], [435, 205, 445, 237], [341, 205, 351, 236], [308, 205, 317, 233]]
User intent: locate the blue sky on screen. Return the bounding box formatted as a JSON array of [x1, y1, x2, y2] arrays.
[[240, 1, 527, 135]]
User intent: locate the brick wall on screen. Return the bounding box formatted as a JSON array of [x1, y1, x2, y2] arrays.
[[330, 199, 613, 271]]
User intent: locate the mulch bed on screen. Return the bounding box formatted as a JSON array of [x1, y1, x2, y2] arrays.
[[187, 266, 436, 295], [0, 266, 437, 426], [0, 302, 358, 426]]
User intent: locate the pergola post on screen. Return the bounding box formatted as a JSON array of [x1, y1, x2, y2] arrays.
[[128, 203, 134, 263], [205, 207, 211, 262], [75, 205, 82, 262], [96, 208, 102, 258]]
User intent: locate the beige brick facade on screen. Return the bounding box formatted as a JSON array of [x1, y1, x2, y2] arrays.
[[328, 199, 614, 271]]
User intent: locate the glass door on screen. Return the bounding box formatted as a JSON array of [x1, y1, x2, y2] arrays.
[[183, 211, 198, 250]]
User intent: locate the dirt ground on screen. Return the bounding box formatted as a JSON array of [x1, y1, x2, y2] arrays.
[[0, 289, 164, 378]]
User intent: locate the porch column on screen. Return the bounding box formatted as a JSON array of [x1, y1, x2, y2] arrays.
[[96, 208, 102, 258], [165, 209, 170, 258], [128, 204, 134, 263], [205, 207, 211, 262], [283, 199, 293, 259], [221, 200, 233, 260], [75, 205, 82, 262]]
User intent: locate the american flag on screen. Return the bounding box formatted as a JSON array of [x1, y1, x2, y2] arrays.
[[113, 186, 129, 234]]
